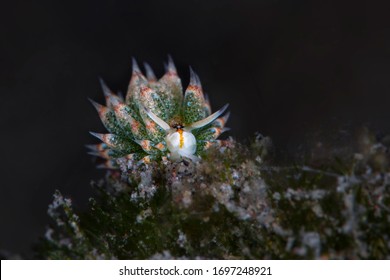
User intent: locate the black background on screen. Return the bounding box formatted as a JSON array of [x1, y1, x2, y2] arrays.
[[1, 0, 390, 258]]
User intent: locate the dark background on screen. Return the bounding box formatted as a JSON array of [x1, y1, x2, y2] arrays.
[[1, 0, 390, 258]]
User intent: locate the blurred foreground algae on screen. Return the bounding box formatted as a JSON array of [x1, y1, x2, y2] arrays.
[[36, 130, 390, 259]]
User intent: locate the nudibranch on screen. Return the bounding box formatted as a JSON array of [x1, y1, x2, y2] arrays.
[[87, 56, 230, 168]]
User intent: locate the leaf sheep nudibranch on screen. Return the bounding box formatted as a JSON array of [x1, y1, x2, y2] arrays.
[[87, 56, 230, 167]]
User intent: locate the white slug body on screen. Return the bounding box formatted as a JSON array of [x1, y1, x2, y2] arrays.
[[166, 129, 197, 161]]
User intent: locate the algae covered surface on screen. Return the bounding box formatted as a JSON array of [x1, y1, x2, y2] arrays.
[[37, 129, 390, 259]]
